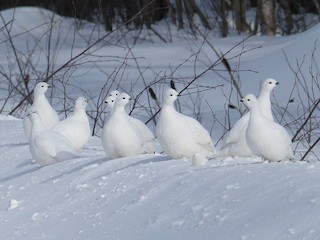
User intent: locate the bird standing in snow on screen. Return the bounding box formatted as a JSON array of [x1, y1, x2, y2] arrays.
[[103, 92, 157, 155], [102, 93, 153, 158], [241, 94, 294, 162], [52, 97, 91, 151], [23, 82, 60, 139], [155, 88, 216, 160], [220, 78, 279, 157], [28, 111, 79, 166]]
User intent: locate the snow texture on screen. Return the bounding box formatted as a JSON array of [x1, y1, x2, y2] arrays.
[[1, 115, 320, 240]]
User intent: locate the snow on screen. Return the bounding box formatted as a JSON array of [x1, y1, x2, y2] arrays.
[[0, 7, 320, 240]]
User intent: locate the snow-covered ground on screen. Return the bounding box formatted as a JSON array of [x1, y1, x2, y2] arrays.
[[0, 7, 320, 240]]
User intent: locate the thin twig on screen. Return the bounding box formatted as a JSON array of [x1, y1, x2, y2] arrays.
[[300, 137, 320, 161], [291, 98, 320, 142], [8, 1, 157, 116]]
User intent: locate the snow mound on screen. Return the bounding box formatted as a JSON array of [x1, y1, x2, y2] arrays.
[[0, 111, 320, 240]]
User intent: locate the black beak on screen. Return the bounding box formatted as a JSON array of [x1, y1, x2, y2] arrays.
[[276, 82, 279, 85], [240, 99, 244, 102]]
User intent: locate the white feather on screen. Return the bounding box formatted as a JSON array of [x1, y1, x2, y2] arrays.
[[155, 88, 215, 159]]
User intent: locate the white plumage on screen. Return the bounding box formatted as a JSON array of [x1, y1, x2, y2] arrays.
[[23, 82, 60, 139], [105, 95, 117, 112], [220, 78, 279, 157], [52, 97, 91, 151], [103, 92, 156, 155], [155, 88, 216, 159], [128, 114, 157, 154], [102, 95, 120, 158], [102, 93, 153, 158], [241, 94, 294, 162], [28, 111, 79, 166]]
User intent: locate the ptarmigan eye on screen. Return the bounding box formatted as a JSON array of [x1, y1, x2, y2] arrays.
[[123, 97, 126, 100], [247, 99, 250, 101], [170, 94, 173, 96], [269, 82, 272, 84], [111, 100, 114, 102]]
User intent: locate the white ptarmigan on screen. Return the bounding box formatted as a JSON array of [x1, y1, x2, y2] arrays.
[[103, 93, 156, 154], [102, 93, 149, 158], [155, 88, 216, 160], [241, 94, 294, 162], [52, 97, 90, 151], [220, 78, 279, 157], [23, 82, 60, 139], [28, 111, 79, 166], [101, 95, 118, 157], [105, 95, 117, 113]]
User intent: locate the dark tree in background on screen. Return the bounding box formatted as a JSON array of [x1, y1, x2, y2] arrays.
[[259, 0, 276, 35], [233, 0, 248, 33], [0, 0, 319, 36]]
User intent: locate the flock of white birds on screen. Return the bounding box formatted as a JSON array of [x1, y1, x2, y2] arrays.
[[22, 78, 294, 167]]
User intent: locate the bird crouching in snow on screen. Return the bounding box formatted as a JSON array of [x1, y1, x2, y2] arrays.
[[155, 88, 216, 164], [28, 111, 79, 167], [219, 78, 279, 158], [52, 97, 91, 151], [101, 93, 156, 158], [241, 94, 294, 162], [23, 82, 60, 140]]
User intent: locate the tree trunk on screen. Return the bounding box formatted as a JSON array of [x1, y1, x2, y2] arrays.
[[176, 0, 184, 29], [189, 0, 211, 29], [220, 0, 228, 37], [260, 0, 276, 35], [279, 0, 293, 35], [232, 0, 248, 33]]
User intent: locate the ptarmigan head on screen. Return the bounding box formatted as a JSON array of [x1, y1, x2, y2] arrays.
[[105, 95, 117, 110], [75, 97, 88, 110], [27, 110, 41, 123], [261, 78, 279, 92], [109, 90, 120, 98], [34, 82, 50, 95], [241, 94, 259, 109], [163, 88, 179, 105], [115, 93, 131, 108]]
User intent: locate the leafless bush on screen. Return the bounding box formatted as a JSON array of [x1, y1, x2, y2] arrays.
[[272, 41, 320, 161]]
